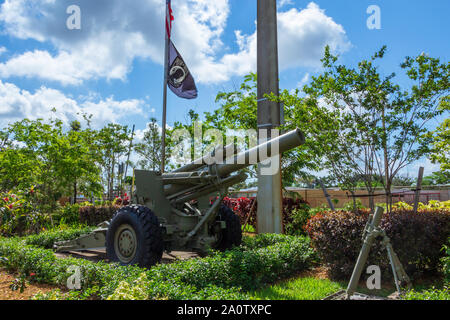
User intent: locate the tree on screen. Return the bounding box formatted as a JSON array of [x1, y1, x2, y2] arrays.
[[0, 130, 10, 152], [0, 118, 103, 210], [205, 73, 322, 185], [303, 46, 449, 211], [376, 52, 449, 208], [168, 109, 220, 171], [429, 116, 449, 174], [63, 120, 103, 203], [422, 171, 450, 186], [96, 124, 131, 199], [391, 173, 415, 187], [135, 118, 164, 171]]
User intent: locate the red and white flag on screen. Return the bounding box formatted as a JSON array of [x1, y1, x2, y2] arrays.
[[166, 0, 174, 38]]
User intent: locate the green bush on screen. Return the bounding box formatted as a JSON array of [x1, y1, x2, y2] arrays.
[[0, 232, 315, 300], [155, 236, 315, 292], [305, 208, 450, 279], [284, 205, 312, 236], [343, 199, 365, 212], [52, 204, 81, 226], [241, 233, 294, 249], [24, 226, 95, 249], [404, 286, 450, 300]]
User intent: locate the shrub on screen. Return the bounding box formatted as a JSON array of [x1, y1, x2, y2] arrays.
[[305, 208, 450, 280], [113, 194, 130, 206], [343, 199, 365, 212], [241, 233, 294, 250], [392, 201, 413, 210], [107, 272, 247, 300], [78, 205, 120, 226], [0, 232, 315, 300], [222, 196, 310, 232], [0, 190, 49, 236], [284, 204, 312, 237], [52, 204, 81, 226], [442, 238, 450, 282], [404, 286, 450, 300], [223, 197, 256, 227], [24, 226, 95, 249]]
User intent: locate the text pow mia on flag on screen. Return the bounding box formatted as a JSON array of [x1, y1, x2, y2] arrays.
[[168, 41, 198, 99]]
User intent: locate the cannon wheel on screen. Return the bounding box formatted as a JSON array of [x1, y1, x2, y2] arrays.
[[106, 205, 163, 268], [216, 206, 242, 251]]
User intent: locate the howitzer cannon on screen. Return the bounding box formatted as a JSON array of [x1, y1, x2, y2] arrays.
[[55, 129, 305, 267]]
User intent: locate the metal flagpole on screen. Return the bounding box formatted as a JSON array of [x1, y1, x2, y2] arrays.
[[161, 0, 171, 173]]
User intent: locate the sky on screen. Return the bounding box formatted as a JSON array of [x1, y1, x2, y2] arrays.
[[0, 0, 448, 177]]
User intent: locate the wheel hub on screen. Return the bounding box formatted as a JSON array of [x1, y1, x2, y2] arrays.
[[114, 224, 137, 263]]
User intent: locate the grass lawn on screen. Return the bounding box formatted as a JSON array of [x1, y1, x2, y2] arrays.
[[251, 276, 343, 300], [250, 267, 448, 300]]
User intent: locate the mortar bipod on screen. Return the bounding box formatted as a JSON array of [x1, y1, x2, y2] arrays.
[[345, 207, 412, 299]]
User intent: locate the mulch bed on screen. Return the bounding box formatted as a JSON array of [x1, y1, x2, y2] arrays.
[[0, 269, 59, 300]]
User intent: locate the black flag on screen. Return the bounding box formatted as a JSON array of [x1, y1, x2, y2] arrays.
[[167, 40, 198, 99]]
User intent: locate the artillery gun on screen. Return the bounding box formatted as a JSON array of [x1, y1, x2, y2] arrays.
[[55, 129, 305, 268]]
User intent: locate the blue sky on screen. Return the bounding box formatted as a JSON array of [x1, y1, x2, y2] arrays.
[[0, 0, 448, 176]]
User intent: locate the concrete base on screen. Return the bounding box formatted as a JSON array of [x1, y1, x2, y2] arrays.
[[323, 290, 391, 300], [55, 249, 200, 264]]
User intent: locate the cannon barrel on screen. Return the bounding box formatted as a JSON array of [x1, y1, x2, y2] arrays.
[[171, 143, 239, 174], [213, 128, 305, 178], [162, 128, 305, 199]]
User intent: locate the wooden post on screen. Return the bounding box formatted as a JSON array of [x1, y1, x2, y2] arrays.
[[413, 167, 424, 213], [318, 179, 335, 211]]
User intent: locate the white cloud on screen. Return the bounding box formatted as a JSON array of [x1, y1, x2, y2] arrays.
[[402, 158, 442, 177], [297, 73, 310, 88], [0, 80, 145, 129], [0, 1, 350, 85], [195, 2, 351, 81], [0, 0, 230, 85], [278, 0, 294, 9], [0, 47, 7, 55], [278, 4, 351, 68]]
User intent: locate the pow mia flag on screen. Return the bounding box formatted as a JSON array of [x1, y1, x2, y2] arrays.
[[167, 40, 198, 99]]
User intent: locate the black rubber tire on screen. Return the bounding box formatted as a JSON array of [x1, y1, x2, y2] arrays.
[[216, 206, 242, 251], [106, 205, 163, 268]]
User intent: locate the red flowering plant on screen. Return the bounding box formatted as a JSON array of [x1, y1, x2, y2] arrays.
[[0, 189, 44, 236], [113, 193, 130, 206], [222, 196, 310, 233], [1, 191, 25, 235]]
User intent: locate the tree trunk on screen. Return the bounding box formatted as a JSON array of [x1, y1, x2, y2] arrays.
[[73, 181, 77, 205], [382, 107, 391, 213], [110, 156, 116, 200], [368, 191, 374, 212]]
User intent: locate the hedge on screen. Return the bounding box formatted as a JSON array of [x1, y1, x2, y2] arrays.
[[305, 208, 450, 280], [404, 286, 450, 300], [78, 205, 120, 226], [0, 229, 315, 300], [24, 226, 95, 249]]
